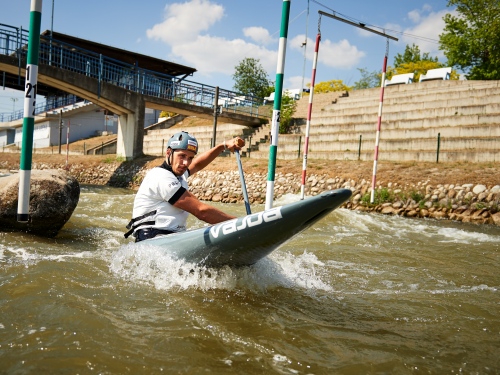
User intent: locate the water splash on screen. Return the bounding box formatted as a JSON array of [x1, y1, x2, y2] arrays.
[[110, 243, 334, 293]]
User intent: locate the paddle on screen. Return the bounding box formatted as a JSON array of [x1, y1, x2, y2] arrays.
[[234, 145, 251, 215]]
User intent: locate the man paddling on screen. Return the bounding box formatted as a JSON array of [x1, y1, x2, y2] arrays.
[[125, 131, 245, 242]]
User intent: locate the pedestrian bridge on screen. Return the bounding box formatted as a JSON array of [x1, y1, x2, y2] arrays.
[[0, 24, 268, 159]]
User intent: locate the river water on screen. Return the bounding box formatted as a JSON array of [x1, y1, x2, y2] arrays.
[[0, 185, 499, 374]]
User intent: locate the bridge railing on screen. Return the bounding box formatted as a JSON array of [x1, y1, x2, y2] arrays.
[[0, 24, 268, 120]]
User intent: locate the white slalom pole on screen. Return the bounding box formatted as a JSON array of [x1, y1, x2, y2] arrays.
[[370, 40, 389, 204], [300, 29, 321, 200], [18, 0, 43, 223], [265, 0, 291, 211]]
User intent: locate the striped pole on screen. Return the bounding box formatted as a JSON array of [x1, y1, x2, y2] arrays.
[[370, 39, 389, 204], [265, 0, 291, 211], [300, 30, 321, 200], [17, 0, 43, 222]]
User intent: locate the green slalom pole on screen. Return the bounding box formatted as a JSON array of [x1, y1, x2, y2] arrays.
[[18, 0, 43, 223], [265, 0, 291, 211]]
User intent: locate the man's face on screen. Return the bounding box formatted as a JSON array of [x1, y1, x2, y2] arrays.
[[167, 149, 195, 176]]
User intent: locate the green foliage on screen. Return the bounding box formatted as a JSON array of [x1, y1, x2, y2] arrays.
[[232, 58, 271, 99], [353, 67, 381, 90], [361, 188, 394, 205], [269, 93, 297, 134], [385, 43, 459, 81], [102, 156, 125, 164], [159, 110, 176, 118], [394, 44, 438, 67], [410, 190, 425, 203], [311, 79, 352, 94], [395, 61, 446, 82], [439, 0, 500, 80]]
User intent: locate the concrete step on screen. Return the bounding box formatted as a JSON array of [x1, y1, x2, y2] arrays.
[[255, 134, 499, 153], [248, 147, 499, 163], [310, 113, 500, 129], [311, 104, 500, 125], [317, 100, 500, 120], [345, 80, 500, 99], [322, 88, 500, 111]]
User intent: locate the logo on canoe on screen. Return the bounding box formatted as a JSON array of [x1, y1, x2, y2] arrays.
[[210, 207, 283, 238]]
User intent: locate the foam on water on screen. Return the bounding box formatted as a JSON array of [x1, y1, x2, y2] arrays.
[[110, 243, 334, 293], [0, 245, 94, 265], [436, 227, 500, 243]]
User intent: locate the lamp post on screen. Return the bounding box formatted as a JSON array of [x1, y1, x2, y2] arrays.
[[300, 0, 309, 98], [11, 97, 19, 112]]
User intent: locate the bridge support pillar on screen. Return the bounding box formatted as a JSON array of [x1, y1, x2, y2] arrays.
[[116, 99, 145, 160]]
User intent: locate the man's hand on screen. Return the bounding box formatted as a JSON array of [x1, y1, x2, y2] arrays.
[[224, 137, 245, 152]]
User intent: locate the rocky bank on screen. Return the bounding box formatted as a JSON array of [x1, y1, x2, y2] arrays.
[[1, 156, 499, 227]]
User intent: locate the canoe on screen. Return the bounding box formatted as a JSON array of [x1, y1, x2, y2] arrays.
[[137, 188, 352, 267]]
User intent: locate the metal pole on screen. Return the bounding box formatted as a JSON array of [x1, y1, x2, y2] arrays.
[[235, 150, 251, 215], [212, 86, 219, 148], [49, 0, 54, 65], [298, 135, 301, 159], [266, 0, 291, 211], [17, 0, 43, 223], [58, 110, 62, 154], [300, 0, 309, 98], [437, 133, 441, 163], [358, 135, 362, 160], [65, 119, 70, 168], [370, 40, 389, 204], [300, 29, 320, 200]]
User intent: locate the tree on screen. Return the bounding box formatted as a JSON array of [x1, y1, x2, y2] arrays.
[[277, 93, 297, 134], [311, 79, 351, 94], [394, 44, 438, 68], [353, 68, 381, 90], [439, 0, 500, 80], [386, 43, 459, 82], [232, 58, 271, 99]]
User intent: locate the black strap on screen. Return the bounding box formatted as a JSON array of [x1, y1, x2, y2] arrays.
[[124, 209, 157, 239], [126, 210, 157, 230], [134, 228, 174, 242]]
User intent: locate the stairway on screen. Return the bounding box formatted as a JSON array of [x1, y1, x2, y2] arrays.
[[249, 80, 500, 162]]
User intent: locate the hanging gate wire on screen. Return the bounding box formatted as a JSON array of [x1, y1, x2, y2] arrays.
[[370, 38, 390, 203], [300, 14, 322, 199]]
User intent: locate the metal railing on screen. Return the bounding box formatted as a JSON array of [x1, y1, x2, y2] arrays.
[[0, 23, 267, 121]]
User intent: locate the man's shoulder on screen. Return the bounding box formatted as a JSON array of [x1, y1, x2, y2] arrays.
[[143, 165, 176, 181]]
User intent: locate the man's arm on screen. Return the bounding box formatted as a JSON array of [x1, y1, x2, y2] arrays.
[[173, 190, 235, 224], [189, 137, 245, 175]]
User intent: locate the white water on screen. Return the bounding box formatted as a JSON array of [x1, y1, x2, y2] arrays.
[[1, 185, 499, 374]]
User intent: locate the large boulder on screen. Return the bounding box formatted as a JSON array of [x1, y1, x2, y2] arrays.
[[0, 169, 80, 237]]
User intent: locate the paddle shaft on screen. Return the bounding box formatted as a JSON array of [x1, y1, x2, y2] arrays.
[[235, 150, 251, 215]]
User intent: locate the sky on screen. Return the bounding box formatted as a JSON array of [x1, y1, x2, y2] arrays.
[[0, 0, 456, 114]]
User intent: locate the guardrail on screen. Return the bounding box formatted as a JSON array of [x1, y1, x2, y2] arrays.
[[0, 23, 267, 121]]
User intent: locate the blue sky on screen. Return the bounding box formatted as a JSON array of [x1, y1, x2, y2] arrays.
[[0, 0, 455, 114]]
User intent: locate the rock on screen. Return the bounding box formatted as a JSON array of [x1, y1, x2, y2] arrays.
[[492, 212, 500, 226], [473, 184, 487, 195], [381, 206, 394, 215], [0, 169, 80, 237]]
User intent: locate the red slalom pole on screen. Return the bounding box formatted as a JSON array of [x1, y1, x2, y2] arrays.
[[300, 30, 321, 200], [370, 39, 389, 204]]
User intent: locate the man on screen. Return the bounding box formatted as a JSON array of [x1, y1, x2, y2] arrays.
[[125, 131, 245, 242]]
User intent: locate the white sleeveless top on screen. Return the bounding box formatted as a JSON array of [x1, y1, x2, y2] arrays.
[[132, 163, 189, 233]]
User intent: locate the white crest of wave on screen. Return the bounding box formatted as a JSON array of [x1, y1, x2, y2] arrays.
[[273, 193, 301, 206], [110, 244, 333, 293], [436, 227, 500, 243]]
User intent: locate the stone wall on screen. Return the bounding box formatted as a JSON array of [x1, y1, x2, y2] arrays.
[[7, 159, 499, 227]]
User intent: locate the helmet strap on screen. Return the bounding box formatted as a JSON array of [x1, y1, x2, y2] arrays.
[[167, 148, 174, 166]]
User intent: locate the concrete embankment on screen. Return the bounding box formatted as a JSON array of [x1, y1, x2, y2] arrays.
[[4, 158, 499, 227]]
